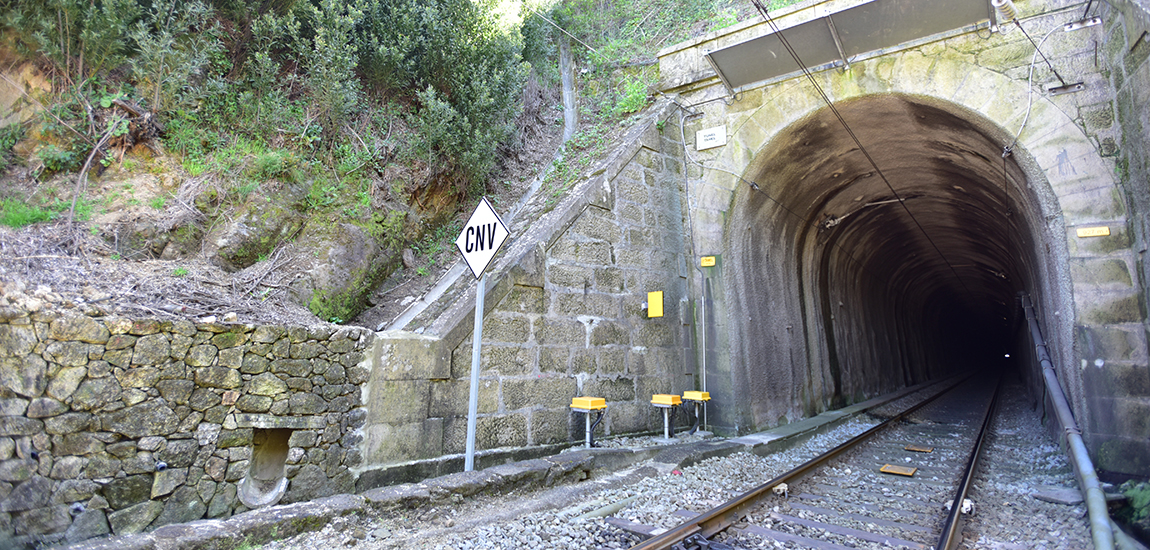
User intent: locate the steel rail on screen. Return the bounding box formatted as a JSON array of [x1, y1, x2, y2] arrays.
[[936, 374, 1002, 550], [629, 375, 971, 550]]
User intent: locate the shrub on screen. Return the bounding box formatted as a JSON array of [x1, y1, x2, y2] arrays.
[[128, 0, 224, 113], [359, 0, 526, 188]]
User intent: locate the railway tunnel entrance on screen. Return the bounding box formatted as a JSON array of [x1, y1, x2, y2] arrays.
[[721, 93, 1071, 432]]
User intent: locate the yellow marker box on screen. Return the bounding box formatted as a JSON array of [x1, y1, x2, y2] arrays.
[[647, 291, 663, 318], [700, 256, 716, 267], [683, 391, 711, 402], [651, 394, 682, 406], [570, 396, 606, 411]]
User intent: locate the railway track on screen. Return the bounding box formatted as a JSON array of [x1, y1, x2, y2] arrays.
[[617, 375, 1001, 550]]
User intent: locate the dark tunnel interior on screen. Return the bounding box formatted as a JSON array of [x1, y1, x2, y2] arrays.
[[726, 94, 1058, 424]]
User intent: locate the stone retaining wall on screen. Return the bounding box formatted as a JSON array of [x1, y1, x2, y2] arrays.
[[360, 101, 698, 471], [0, 300, 372, 546]]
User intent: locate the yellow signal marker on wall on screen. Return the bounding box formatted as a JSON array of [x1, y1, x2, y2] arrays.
[[647, 291, 663, 318], [700, 256, 716, 267], [1076, 226, 1110, 238]]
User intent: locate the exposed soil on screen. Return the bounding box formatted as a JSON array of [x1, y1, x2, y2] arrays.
[[349, 78, 564, 331], [0, 79, 565, 331]]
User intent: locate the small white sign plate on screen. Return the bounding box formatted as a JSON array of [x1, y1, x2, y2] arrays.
[[696, 126, 727, 151], [456, 197, 510, 279]]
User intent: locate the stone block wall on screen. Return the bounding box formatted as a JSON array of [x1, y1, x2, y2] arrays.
[[361, 102, 697, 469], [0, 301, 373, 546]]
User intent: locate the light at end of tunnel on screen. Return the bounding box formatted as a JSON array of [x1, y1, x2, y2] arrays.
[[1004, 354, 1010, 358]]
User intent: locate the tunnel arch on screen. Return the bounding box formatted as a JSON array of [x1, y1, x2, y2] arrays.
[[719, 89, 1083, 433]]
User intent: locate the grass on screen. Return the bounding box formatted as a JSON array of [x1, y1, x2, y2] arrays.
[[0, 197, 94, 228]]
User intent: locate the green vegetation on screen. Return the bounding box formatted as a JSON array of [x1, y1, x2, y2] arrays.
[[172, 267, 189, 277]]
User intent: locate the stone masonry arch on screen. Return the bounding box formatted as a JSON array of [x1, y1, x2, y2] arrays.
[[663, 13, 1144, 474]]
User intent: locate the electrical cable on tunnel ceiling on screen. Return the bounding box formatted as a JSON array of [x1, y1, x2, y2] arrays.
[[749, 0, 974, 296]]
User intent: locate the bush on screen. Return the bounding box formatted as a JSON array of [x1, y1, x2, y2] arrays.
[[0, 124, 24, 172], [128, 0, 224, 113], [359, 0, 526, 187]]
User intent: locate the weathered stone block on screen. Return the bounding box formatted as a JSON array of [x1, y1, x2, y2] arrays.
[[1077, 291, 1142, 324], [64, 508, 109, 543], [52, 478, 98, 503], [365, 380, 430, 424], [529, 408, 572, 445], [102, 401, 178, 438], [0, 417, 42, 437], [590, 321, 629, 346], [361, 419, 444, 464], [582, 377, 635, 402], [195, 367, 241, 389], [217, 428, 253, 449], [103, 348, 132, 368], [0, 397, 27, 416], [289, 393, 327, 415], [373, 332, 450, 381], [429, 379, 498, 418], [217, 347, 244, 369], [538, 347, 569, 373], [444, 414, 528, 453], [44, 341, 93, 367], [0, 324, 36, 357], [48, 315, 109, 344], [499, 285, 546, 315], [0, 475, 51, 511], [536, 318, 586, 346], [25, 397, 66, 418], [0, 355, 46, 399], [289, 341, 323, 360], [236, 394, 273, 413], [185, 345, 218, 367], [131, 334, 170, 366], [271, 359, 312, 378], [635, 322, 675, 347], [547, 264, 594, 289], [0, 459, 35, 482], [241, 354, 270, 375], [152, 484, 206, 528], [119, 367, 160, 389], [70, 377, 121, 411], [13, 503, 70, 536], [55, 433, 105, 455], [555, 293, 619, 318], [248, 372, 287, 396], [502, 377, 578, 411], [151, 467, 187, 498], [44, 412, 91, 435], [46, 366, 86, 402], [108, 499, 163, 535]]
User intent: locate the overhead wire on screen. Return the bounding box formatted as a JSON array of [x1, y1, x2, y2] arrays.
[[748, 0, 974, 296]]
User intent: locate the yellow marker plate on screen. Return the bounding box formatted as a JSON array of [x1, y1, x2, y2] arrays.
[[683, 391, 711, 402], [1076, 226, 1110, 238], [651, 394, 682, 406], [880, 464, 917, 477], [904, 444, 934, 453], [570, 396, 606, 410], [700, 256, 716, 267]]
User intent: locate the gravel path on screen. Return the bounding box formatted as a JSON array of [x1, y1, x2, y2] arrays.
[[257, 382, 1094, 550]]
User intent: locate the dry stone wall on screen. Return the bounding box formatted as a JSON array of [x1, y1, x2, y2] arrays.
[[0, 291, 372, 547]]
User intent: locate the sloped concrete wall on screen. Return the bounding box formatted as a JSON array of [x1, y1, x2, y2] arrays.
[[0, 290, 372, 546]]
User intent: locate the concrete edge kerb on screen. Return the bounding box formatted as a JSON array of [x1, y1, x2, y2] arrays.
[[61, 380, 947, 550]]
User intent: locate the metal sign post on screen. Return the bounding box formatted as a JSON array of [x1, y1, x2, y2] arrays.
[[454, 197, 509, 471]]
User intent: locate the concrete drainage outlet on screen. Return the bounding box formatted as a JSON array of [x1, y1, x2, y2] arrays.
[[237, 428, 291, 508]]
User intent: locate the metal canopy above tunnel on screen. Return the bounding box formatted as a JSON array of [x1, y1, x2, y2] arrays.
[[704, 0, 994, 93]]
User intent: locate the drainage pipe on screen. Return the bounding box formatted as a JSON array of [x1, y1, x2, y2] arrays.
[[1020, 292, 1114, 550]]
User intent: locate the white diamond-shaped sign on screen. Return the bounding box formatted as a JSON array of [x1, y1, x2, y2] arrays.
[[455, 197, 509, 279]]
